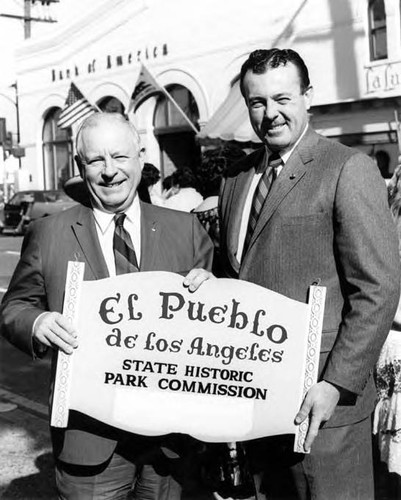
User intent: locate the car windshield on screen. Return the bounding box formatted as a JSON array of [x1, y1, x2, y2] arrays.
[[42, 191, 71, 202], [8, 191, 72, 205], [8, 193, 35, 205]]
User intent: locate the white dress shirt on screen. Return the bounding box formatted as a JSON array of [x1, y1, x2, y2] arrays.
[[236, 125, 308, 264], [93, 195, 141, 276]]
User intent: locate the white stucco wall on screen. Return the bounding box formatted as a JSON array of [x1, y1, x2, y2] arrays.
[[12, 0, 401, 187]]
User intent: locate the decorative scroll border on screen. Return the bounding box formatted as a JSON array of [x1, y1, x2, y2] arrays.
[[294, 285, 326, 453], [50, 261, 85, 428]]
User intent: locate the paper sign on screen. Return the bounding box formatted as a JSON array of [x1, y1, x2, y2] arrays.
[[51, 262, 325, 452]]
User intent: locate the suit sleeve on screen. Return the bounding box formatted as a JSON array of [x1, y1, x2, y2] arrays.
[[323, 153, 401, 394], [0, 223, 49, 357], [192, 215, 214, 272]]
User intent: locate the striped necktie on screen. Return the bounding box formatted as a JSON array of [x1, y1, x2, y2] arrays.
[[243, 152, 281, 254], [113, 213, 139, 274]]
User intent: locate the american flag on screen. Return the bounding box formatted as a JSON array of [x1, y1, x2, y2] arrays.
[[57, 83, 97, 129]]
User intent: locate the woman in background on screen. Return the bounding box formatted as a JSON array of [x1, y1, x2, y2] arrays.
[[162, 166, 203, 212], [374, 162, 401, 498]]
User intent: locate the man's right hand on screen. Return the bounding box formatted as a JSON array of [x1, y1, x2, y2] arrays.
[[33, 312, 78, 355]]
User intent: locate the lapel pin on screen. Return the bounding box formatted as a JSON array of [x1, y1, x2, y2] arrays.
[[290, 174, 296, 179]]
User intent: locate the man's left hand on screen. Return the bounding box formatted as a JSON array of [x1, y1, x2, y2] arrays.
[[294, 380, 340, 452], [183, 268, 215, 292]]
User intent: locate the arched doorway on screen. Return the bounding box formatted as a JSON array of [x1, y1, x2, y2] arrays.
[[97, 96, 125, 115], [153, 84, 200, 179], [42, 107, 73, 189]]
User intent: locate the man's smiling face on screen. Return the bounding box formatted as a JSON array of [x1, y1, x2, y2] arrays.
[[77, 115, 143, 213], [243, 62, 313, 154]]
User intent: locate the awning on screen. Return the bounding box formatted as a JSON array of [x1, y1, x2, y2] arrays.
[[197, 81, 261, 143]]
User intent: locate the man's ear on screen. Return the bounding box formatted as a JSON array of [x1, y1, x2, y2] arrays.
[[75, 155, 84, 178], [139, 147, 146, 171], [304, 85, 314, 111]]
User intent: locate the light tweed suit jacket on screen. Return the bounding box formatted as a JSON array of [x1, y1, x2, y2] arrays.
[[219, 126, 401, 427]]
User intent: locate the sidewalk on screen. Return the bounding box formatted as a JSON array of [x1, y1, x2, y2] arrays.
[[0, 399, 56, 499], [0, 391, 399, 499]]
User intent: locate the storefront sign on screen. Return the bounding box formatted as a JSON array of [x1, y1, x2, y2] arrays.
[[51, 262, 325, 453], [365, 60, 401, 95], [51, 43, 168, 82]]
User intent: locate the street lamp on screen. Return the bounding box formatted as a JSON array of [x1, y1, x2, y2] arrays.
[[10, 83, 20, 148]]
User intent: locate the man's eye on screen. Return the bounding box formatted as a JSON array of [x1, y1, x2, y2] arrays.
[[114, 156, 128, 161], [250, 101, 264, 109], [89, 159, 104, 166], [277, 97, 291, 104]]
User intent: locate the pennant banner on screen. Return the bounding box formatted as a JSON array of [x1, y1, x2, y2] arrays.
[[130, 64, 164, 112], [52, 265, 325, 452]]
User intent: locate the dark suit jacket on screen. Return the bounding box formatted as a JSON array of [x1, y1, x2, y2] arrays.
[[220, 126, 401, 427], [0, 201, 213, 465]]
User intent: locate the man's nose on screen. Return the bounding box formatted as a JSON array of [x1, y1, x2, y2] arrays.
[[102, 157, 118, 177], [265, 101, 278, 121]]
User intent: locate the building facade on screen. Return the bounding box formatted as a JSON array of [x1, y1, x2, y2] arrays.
[[13, 0, 401, 191]]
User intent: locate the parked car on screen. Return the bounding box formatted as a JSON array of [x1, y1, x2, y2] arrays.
[[0, 190, 77, 235]]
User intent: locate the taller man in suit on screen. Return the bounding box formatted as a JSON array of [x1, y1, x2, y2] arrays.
[[219, 49, 401, 499], [0, 112, 213, 499]]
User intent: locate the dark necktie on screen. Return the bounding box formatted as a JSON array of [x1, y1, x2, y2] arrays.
[[243, 152, 281, 254], [113, 213, 139, 275]]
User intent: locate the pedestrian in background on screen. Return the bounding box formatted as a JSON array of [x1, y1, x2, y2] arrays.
[[373, 160, 401, 498], [137, 162, 163, 205], [162, 167, 203, 212], [192, 144, 246, 276]]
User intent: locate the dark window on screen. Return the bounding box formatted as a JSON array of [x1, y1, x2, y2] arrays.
[[369, 0, 388, 60], [153, 85, 200, 179], [97, 96, 125, 115], [42, 108, 73, 189]]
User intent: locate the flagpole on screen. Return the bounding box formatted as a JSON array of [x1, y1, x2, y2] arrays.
[[157, 87, 198, 134]]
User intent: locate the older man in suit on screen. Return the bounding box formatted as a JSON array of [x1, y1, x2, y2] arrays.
[[0, 112, 213, 499], [219, 48, 401, 499]]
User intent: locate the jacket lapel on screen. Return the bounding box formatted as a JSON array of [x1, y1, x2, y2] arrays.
[[139, 202, 160, 271], [245, 127, 318, 253], [71, 205, 109, 279]]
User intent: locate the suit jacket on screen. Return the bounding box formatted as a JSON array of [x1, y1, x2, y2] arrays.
[[220, 126, 401, 427], [0, 201, 213, 465]]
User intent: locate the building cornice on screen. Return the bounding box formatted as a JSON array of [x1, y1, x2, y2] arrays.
[[15, 0, 148, 72]]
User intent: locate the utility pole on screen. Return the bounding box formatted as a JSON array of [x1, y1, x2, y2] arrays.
[[0, 0, 59, 39]]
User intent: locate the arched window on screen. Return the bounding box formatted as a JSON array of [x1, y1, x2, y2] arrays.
[[97, 96, 125, 115], [369, 0, 388, 60], [153, 84, 200, 179], [42, 108, 73, 189]]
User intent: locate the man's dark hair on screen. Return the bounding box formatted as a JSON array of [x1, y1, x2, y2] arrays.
[[162, 166, 198, 191], [239, 48, 310, 97]]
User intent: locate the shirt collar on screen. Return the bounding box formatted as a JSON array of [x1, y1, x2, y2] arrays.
[[264, 123, 309, 165], [93, 195, 141, 234]]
